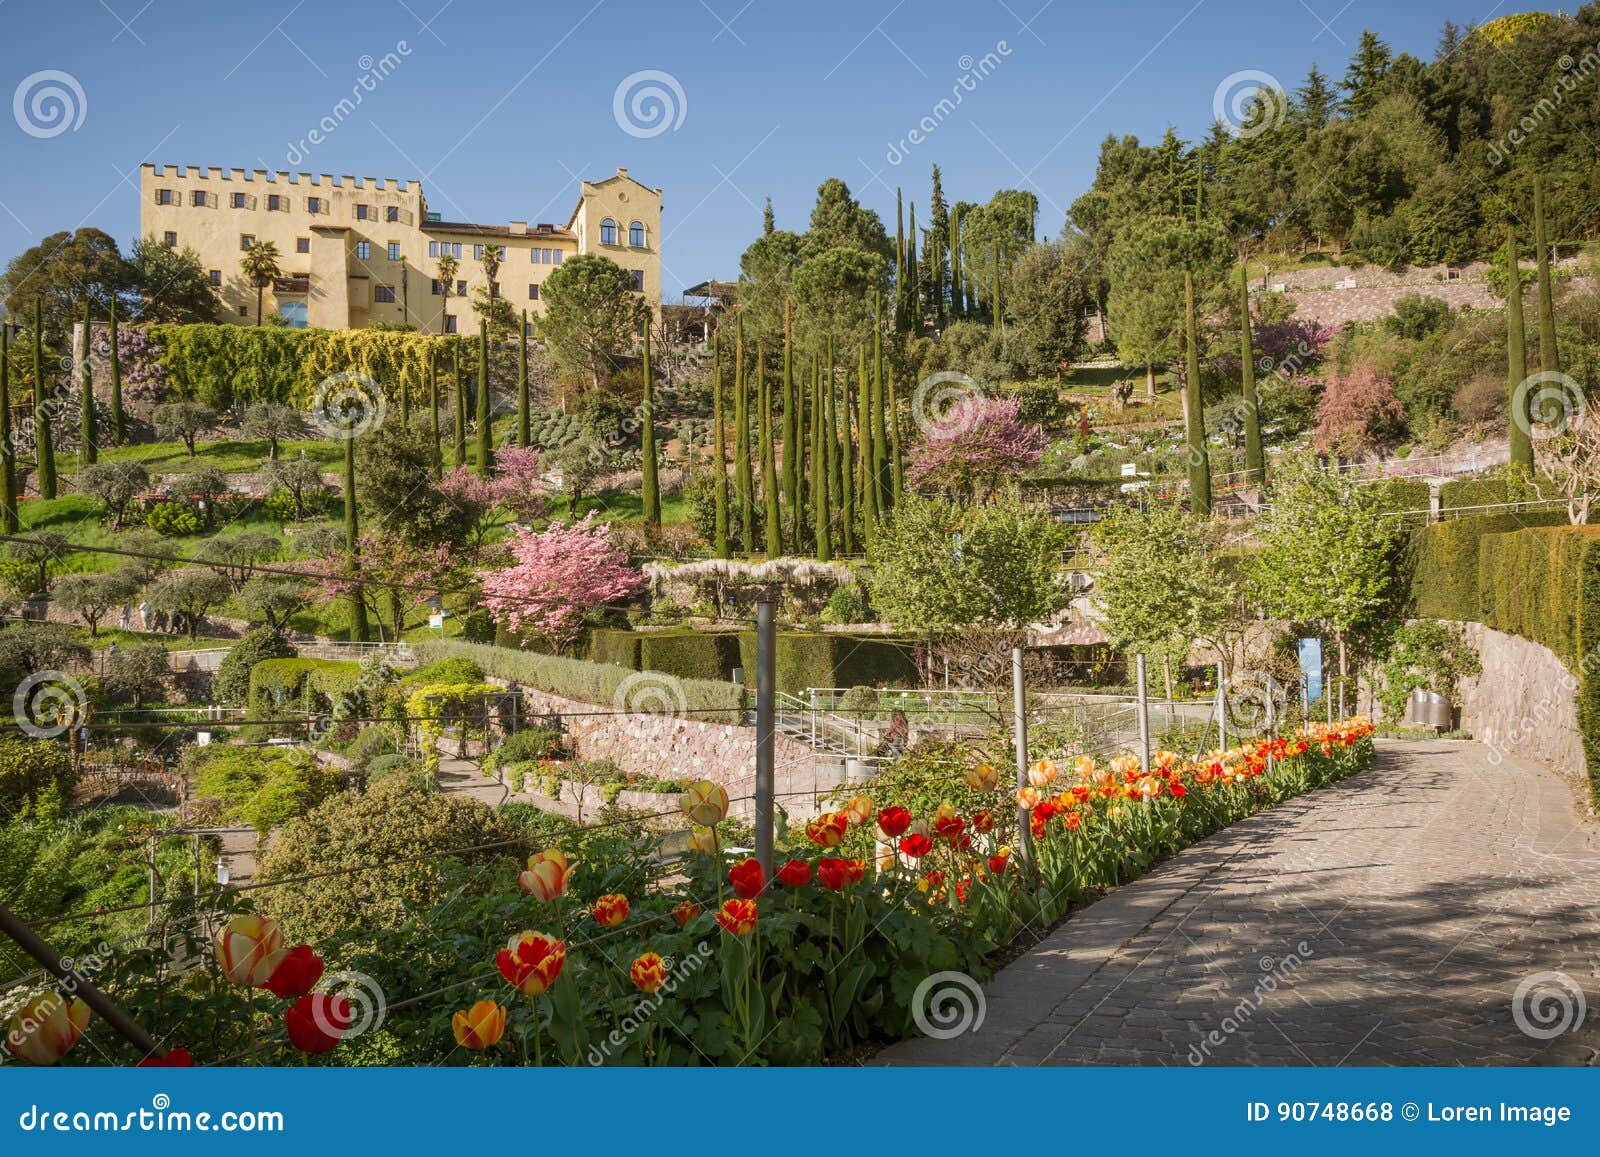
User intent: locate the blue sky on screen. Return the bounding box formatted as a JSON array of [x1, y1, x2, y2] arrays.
[[2, 0, 1539, 297]]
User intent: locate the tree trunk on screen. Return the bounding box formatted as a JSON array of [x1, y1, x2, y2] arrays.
[[1146, 363, 1156, 398]]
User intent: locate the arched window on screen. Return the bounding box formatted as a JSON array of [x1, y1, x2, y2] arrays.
[[628, 221, 646, 248], [599, 217, 618, 245]]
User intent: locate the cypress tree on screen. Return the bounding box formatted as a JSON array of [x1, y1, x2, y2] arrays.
[[858, 343, 877, 547], [811, 352, 830, 561], [1238, 266, 1264, 485], [888, 368, 904, 504], [517, 309, 531, 448], [641, 317, 661, 526], [837, 349, 855, 555], [711, 331, 730, 558], [734, 315, 754, 549], [79, 299, 96, 465], [895, 190, 910, 332], [992, 237, 1004, 337], [428, 344, 441, 472], [475, 321, 492, 477], [1506, 222, 1532, 472], [1534, 173, 1559, 375], [33, 300, 55, 501], [759, 347, 781, 555], [452, 338, 467, 469], [871, 293, 889, 514], [343, 430, 369, 642], [0, 324, 15, 535], [950, 204, 964, 320], [108, 296, 124, 445], [915, 201, 928, 329], [928, 165, 948, 325], [1183, 271, 1211, 516], [780, 299, 800, 547], [399, 363, 411, 426]]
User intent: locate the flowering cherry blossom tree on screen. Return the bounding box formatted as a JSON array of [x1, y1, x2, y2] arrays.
[[439, 446, 549, 548], [906, 395, 1046, 501], [477, 512, 646, 650], [313, 531, 460, 642]]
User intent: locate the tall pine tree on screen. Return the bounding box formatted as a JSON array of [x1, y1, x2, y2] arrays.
[[1506, 222, 1532, 472], [108, 296, 124, 445], [1183, 271, 1211, 516], [33, 299, 55, 501], [1534, 173, 1560, 376], [1238, 266, 1264, 484], [475, 320, 492, 478], [734, 315, 754, 548], [79, 299, 96, 465], [641, 315, 661, 526], [759, 346, 781, 555], [711, 330, 730, 558], [0, 324, 15, 534]]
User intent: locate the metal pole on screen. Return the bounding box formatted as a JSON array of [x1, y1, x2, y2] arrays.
[[0, 900, 161, 1056], [1135, 653, 1151, 773], [1012, 647, 1031, 866], [754, 598, 776, 877], [1215, 660, 1227, 752]]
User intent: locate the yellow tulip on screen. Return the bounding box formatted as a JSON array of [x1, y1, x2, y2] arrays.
[[843, 795, 874, 825], [680, 780, 729, 826], [518, 849, 571, 901], [451, 1000, 506, 1050], [964, 763, 1000, 791]]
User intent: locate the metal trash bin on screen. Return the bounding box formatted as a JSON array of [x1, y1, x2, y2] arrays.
[[1407, 689, 1451, 730]]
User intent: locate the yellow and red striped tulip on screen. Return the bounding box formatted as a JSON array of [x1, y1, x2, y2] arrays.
[[671, 900, 703, 926], [630, 952, 668, 994], [215, 914, 288, 988], [964, 763, 1000, 791], [591, 893, 630, 927], [5, 992, 90, 1065], [843, 795, 874, 825], [715, 898, 758, 936], [805, 811, 848, 847], [451, 1000, 506, 1050], [518, 848, 571, 901], [496, 931, 566, 996]]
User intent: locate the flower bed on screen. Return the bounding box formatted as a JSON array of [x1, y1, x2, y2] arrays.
[[11, 721, 1375, 1067]]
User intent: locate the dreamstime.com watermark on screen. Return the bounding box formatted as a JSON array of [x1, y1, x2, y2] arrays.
[[4, 941, 113, 1059], [13, 69, 86, 139], [285, 43, 413, 165], [1488, 40, 1600, 165], [16, 1095, 284, 1134], [911, 970, 987, 1039], [885, 42, 1013, 166], [585, 942, 714, 1064], [1511, 970, 1587, 1039], [613, 70, 687, 139], [1212, 70, 1287, 140], [1187, 942, 1313, 1065]]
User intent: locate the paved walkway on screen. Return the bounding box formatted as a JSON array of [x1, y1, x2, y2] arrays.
[[877, 740, 1600, 1066]]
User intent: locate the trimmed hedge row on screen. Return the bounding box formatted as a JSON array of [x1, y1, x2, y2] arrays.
[[585, 628, 919, 692], [1409, 515, 1600, 804], [246, 658, 363, 719], [409, 640, 747, 722]]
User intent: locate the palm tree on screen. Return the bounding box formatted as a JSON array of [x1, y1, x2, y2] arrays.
[[436, 252, 459, 335], [239, 241, 282, 326], [480, 242, 502, 296]]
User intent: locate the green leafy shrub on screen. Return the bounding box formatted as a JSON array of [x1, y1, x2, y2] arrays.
[[246, 657, 361, 719], [186, 744, 343, 831], [821, 583, 868, 624], [1374, 620, 1482, 720], [146, 500, 201, 536], [493, 726, 563, 765], [404, 656, 486, 686], [0, 736, 74, 815]]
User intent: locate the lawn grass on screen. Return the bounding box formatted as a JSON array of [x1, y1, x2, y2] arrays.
[[65, 437, 343, 478]]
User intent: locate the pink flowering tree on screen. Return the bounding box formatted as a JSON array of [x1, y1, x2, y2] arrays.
[[907, 395, 1046, 501], [477, 512, 646, 651], [312, 531, 460, 642], [439, 446, 548, 548], [1312, 365, 1406, 458]]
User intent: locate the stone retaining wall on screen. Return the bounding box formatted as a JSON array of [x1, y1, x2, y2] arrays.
[[503, 682, 850, 819], [1455, 622, 1584, 778]]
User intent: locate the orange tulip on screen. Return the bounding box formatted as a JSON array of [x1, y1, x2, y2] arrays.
[[215, 914, 288, 988], [630, 952, 668, 994], [5, 991, 90, 1065], [843, 795, 874, 825], [680, 780, 729, 826], [1027, 759, 1058, 787], [1015, 786, 1040, 811], [715, 898, 758, 936], [591, 893, 630, 927], [805, 811, 848, 847], [671, 900, 703, 926], [518, 849, 571, 901], [964, 763, 999, 791], [451, 1000, 506, 1050], [496, 931, 566, 996]]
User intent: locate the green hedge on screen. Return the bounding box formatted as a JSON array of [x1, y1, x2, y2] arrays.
[[1408, 511, 1568, 620], [587, 629, 919, 692], [1409, 516, 1600, 804], [1438, 473, 1548, 516], [1379, 478, 1432, 527], [587, 629, 641, 670], [409, 640, 745, 721], [639, 631, 743, 682], [246, 658, 361, 719]]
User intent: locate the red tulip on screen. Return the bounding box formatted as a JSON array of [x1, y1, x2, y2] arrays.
[[971, 809, 995, 833], [136, 1047, 193, 1067], [817, 857, 849, 891], [899, 833, 933, 859], [715, 898, 758, 936], [987, 853, 1009, 875], [284, 993, 351, 1054], [727, 857, 765, 900], [496, 930, 567, 996], [877, 806, 911, 838], [263, 944, 323, 999], [776, 859, 812, 887], [671, 900, 703, 926]]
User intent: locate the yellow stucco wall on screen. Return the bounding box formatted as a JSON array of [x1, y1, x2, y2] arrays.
[[138, 164, 661, 333]]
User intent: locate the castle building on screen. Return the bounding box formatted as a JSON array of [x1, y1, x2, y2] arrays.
[[138, 164, 661, 333]]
